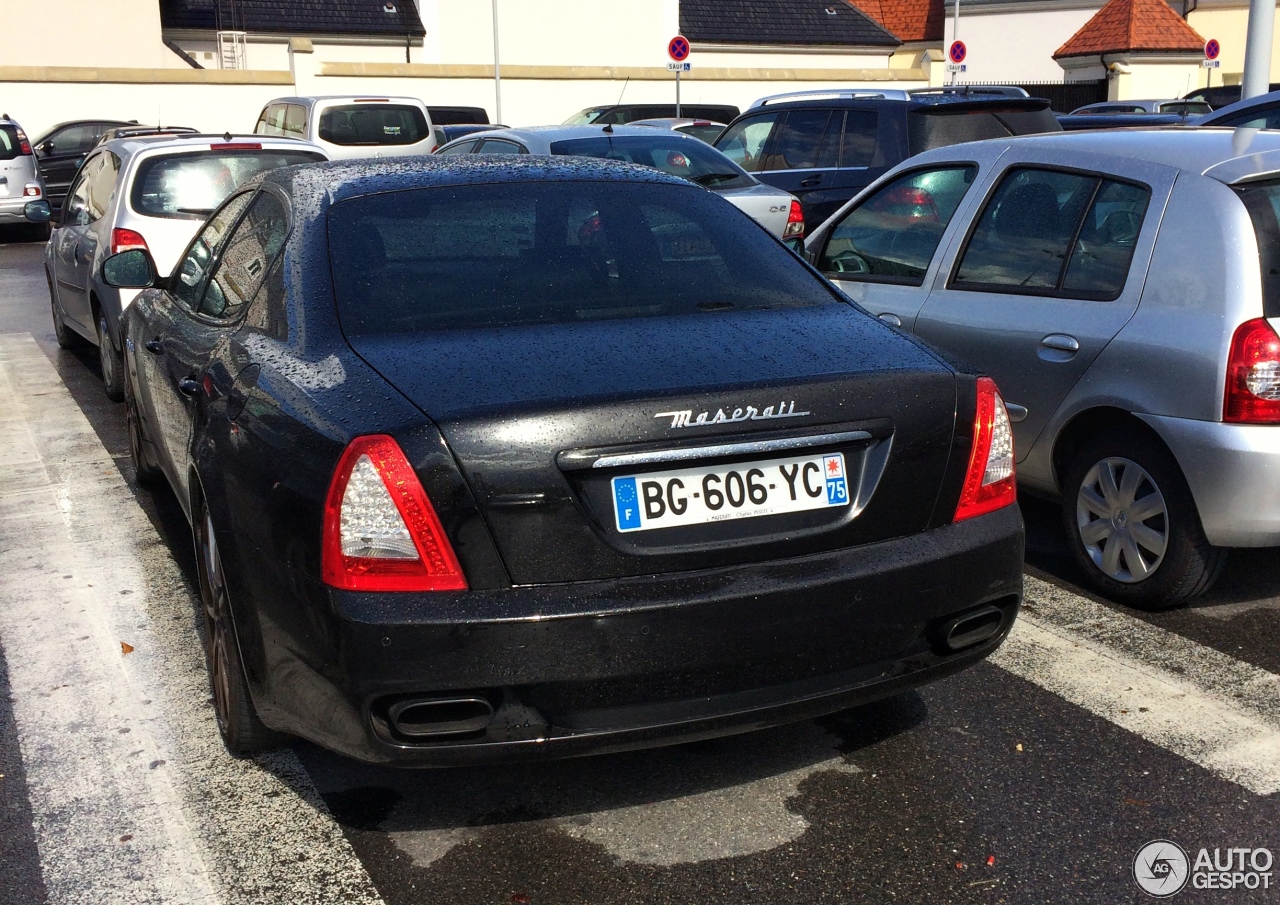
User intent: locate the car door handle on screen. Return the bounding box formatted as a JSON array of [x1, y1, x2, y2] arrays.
[[178, 377, 202, 397], [1040, 334, 1080, 353], [145, 338, 164, 354], [799, 175, 823, 187], [877, 312, 902, 327]]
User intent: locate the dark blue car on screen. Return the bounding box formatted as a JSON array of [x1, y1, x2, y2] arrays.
[[105, 156, 1023, 764]]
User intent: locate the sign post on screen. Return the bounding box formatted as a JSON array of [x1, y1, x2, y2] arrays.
[[668, 35, 691, 117], [946, 40, 967, 84]]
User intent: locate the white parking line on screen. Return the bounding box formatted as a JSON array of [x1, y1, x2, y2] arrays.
[[0, 334, 386, 905], [992, 575, 1280, 797]]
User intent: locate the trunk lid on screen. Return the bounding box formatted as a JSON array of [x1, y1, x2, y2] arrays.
[[348, 305, 960, 585]]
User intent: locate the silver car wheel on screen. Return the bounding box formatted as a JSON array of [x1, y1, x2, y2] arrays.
[[1075, 456, 1168, 583]]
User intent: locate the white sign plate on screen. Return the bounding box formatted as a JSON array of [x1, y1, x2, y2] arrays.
[[945, 63, 967, 73], [667, 61, 692, 71], [1202, 59, 1221, 68]]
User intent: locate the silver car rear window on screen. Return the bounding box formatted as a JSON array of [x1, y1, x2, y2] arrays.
[[0, 125, 27, 161], [549, 136, 754, 190], [317, 104, 428, 146], [1235, 180, 1280, 318], [130, 149, 323, 219]]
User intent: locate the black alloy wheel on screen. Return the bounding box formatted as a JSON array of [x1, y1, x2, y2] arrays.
[[195, 500, 280, 756], [1061, 428, 1227, 610], [123, 363, 162, 486], [97, 312, 124, 402]]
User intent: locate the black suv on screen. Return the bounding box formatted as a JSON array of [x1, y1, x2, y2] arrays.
[[713, 91, 1061, 225]]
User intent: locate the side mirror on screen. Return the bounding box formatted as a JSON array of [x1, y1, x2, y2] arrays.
[[36, 141, 51, 155], [101, 249, 157, 289], [24, 200, 52, 222], [74, 157, 85, 169], [784, 236, 805, 255]]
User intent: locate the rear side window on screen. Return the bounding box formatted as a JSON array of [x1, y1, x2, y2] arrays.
[[328, 181, 838, 334], [0, 125, 25, 160], [908, 105, 1060, 154], [1234, 180, 1280, 318], [840, 111, 879, 168], [283, 105, 307, 138], [318, 104, 428, 145], [762, 109, 834, 170], [130, 149, 323, 219], [819, 165, 977, 284], [953, 167, 1150, 300], [1216, 105, 1280, 130]]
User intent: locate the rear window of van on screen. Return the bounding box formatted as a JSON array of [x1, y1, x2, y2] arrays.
[[318, 104, 429, 146]]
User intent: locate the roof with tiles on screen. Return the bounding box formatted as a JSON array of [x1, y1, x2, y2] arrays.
[[159, 0, 425, 38], [680, 0, 900, 47], [848, 0, 944, 43], [1053, 0, 1203, 58]]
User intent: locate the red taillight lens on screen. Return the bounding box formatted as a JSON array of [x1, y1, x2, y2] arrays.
[[322, 435, 467, 592], [23, 183, 41, 197], [111, 228, 149, 255], [208, 142, 262, 151], [783, 199, 805, 239], [1224, 317, 1280, 423], [954, 376, 1017, 522]]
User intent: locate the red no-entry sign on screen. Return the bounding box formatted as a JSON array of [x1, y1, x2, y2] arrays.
[[668, 35, 690, 62]]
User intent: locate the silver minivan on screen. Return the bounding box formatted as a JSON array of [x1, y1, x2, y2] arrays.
[[0, 114, 49, 240], [253, 95, 436, 159], [805, 128, 1280, 608]]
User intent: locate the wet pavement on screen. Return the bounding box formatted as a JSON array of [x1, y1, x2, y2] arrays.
[[1, 229, 1277, 904]]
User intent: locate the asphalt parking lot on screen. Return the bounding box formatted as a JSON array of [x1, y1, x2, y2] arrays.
[[1, 228, 1278, 905]]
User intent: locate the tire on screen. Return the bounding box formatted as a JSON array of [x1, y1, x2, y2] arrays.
[[1061, 429, 1227, 610], [124, 365, 163, 487], [195, 500, 282, 756], [97, 312, 124, 402], [25, 221, 51, 243], [49, 278, 86, 350]]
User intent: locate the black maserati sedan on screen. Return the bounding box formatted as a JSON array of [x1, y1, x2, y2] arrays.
[[102, 156, 1023, 765]]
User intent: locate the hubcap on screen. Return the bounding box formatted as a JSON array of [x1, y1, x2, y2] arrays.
[[1076, 457, 1168, 583], [98, 317, 114, 386]]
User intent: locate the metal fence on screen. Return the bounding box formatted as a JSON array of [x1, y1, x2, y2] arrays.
[[962, 79, 1108, 113]]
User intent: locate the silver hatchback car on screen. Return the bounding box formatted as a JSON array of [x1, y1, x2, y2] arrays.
[[0, 114, 49, 240], [805, 128, 1280, 608], [45, 133, 325, 400]]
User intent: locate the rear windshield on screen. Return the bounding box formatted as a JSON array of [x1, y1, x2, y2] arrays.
[[908, 105, 1060, 154], [0, 125, 27, 161], [328, 181, 837, 335], [130, 150, 323, 219], [549, 135, 754, 190], [318, 104, 429, 146], [564, 107, 608, 125], [676, 123, 727, 143], [1235, 180, 1280, 318]]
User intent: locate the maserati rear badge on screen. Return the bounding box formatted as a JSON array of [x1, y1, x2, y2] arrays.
[[655, 401, 811, 429]]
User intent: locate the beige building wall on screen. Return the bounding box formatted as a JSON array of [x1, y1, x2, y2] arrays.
[[1187, 3, 1280, 86], [3, 0, 185, 69], [1112, 60, 1207, 99], [943, 2, 1103, 83]]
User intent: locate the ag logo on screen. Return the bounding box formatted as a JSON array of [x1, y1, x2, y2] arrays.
[[1134, 840, 1190, 897]]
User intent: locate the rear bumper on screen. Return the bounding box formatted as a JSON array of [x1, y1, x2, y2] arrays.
[[1141, 413, 1280, 546], [249, 504, 1024, 765]]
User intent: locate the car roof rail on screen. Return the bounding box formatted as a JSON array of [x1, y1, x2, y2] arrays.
[[748, 88, 910, 109]]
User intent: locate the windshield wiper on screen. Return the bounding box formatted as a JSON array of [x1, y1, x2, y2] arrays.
[[694, 172, 742, 186], [175, 207, 215, 216]]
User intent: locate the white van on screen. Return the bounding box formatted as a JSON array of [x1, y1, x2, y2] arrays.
[[253, 96, 436, 160]]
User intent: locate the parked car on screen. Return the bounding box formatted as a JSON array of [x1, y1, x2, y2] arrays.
[[911, 86, 1031, 99], [430, 123, 504, 150], [1193, 89, 1280, 129], [1070, 99, 1211, 116], [1057, 113, 1186, 131], [713, 92, 1061, 226], [102, 155, 1023, 762], [436, 125, 805, 241], [630, 118, 727, 143], [253, 96, 435, 159], [1185, 84, 1280, 110], [0, 114, 49, 241], [94, 125, 198, 146], [804, 128, 1280, 608], [426, 105, 490, 125], [45, 133, 326, 400], [564, 103, 740, 126], [31, 119, 135, 210]]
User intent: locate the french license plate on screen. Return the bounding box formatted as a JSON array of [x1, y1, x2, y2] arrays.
[[612, 452, 849, 533]]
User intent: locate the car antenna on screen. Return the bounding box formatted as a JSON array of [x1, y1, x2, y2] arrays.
[[224, 132, 233, 141]]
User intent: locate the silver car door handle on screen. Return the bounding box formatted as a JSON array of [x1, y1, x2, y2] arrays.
[[877, 313, 902, 327], [1005, 403, 1028, 423], [1040, 334, 1079, 353]]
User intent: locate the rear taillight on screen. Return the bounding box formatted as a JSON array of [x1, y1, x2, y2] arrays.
[[321, 435, 467, 592], [953, 377, 1016, 522], [1224, 317, 1280, 423], [23, 183, 41, 197], [111, 228, 149, 255], [783, 199, 805, 239], [18, 130, 31, 155]]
